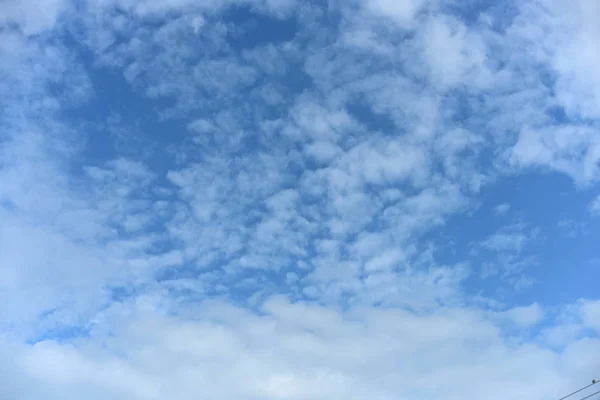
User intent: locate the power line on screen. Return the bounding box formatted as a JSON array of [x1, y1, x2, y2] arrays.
[[560, 380, 599, 400], [577, 389, 600, 400]]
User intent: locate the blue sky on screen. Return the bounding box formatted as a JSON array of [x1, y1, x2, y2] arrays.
[[1, 0, 600, 398]]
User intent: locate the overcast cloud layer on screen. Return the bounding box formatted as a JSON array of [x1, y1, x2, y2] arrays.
[[1, 0, 600, 399]]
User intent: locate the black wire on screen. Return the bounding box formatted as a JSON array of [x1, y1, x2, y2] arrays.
[[560, 381, 599, 400], [577, 389, 600, 400]]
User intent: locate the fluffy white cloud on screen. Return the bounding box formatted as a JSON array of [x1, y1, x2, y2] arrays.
[[0, 0, 70, 35], [502, 0, 600, 183], [364, 0, 428, 27], [501, 303, 544, 327], [416, 14, 489, 89], [510, 126, 600, 185], [580, 300, 600, 333], [546, 0, 600, 120], [1, 297, 598, 400]]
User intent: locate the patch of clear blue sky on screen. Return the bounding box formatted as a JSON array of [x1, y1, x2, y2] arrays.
[[439, 172, 600, 307]]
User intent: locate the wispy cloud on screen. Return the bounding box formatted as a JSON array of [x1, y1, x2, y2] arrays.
[[590, 195, 600, 216], [494, 203, 511, 215], [481, 226, 531, 253]]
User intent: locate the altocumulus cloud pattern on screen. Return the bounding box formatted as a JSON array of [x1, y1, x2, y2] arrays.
[[1, 0, 600, 399]]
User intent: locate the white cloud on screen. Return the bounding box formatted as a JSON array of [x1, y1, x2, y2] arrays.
[[510, 126, 600, 185], [481, 232, 528, 253], [416, 14, 490, 89], [478, 223, 540, 284], [540, 300, 600, 346], [0, 31, 92, 114], [546, 0, 600, 120], [364, 0, 428, 27], [590, 195, 600, 216], [480, 224, 533, 253], [1, 297, 598, 400], [494, 203, 511, 215], [343, 138, 431, 187], [0, 124, 174, 336], [580, 300, 600, 334], [501, 303, 544, 327], [187, 118, 215, 134], [0, 0, 70, 35], [541, 323, 584, 348], [364, 249, 406, 273], [305, 141, 342, 165], [498, 0, 600, 184], [2, 0, 600, 398]]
